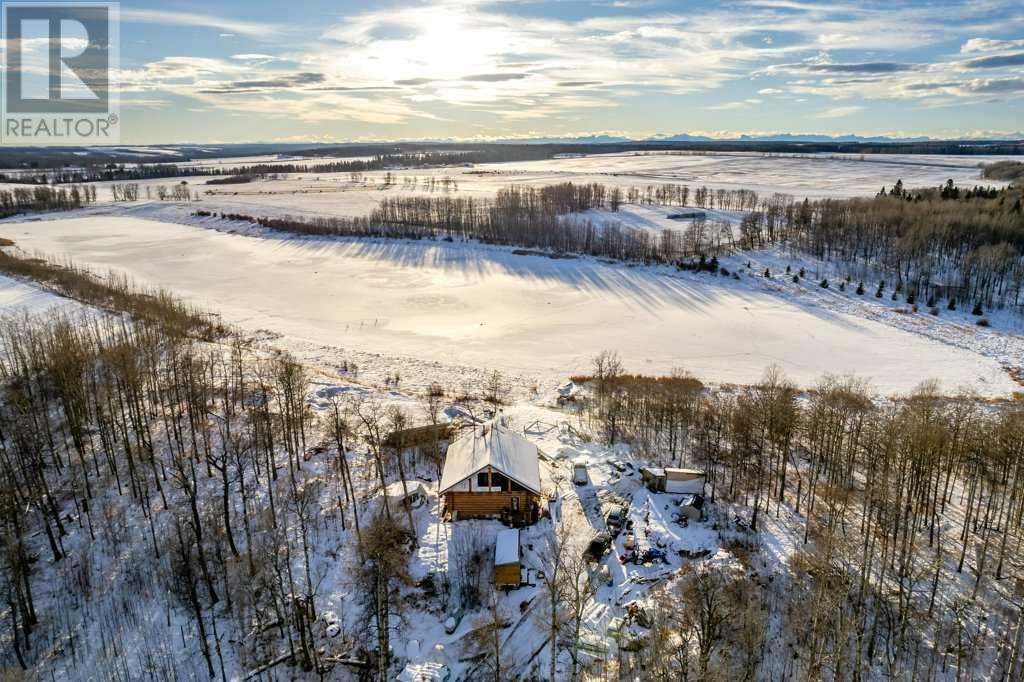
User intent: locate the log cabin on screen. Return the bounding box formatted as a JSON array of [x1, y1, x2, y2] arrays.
[[439, 419, 542, 525]]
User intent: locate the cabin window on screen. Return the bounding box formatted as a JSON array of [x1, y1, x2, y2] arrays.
[[475, 470, 507, 492], [511, 496, 520, 511], [509, 479, 528, 493]]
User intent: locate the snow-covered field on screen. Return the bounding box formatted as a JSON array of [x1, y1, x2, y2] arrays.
[[2, 151, 1008, 225], [3, 210, 1019, 397], [0, 273, 74, 315]]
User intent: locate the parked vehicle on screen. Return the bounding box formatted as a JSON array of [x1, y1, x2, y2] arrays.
[[633, 547, 668, 565], [604, 504, 627, 535], [584, 531, 613, 561], [573, 461, 588, 486]]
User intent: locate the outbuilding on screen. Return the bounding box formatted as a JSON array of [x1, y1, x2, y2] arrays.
[[641, 467, 706, 494], [494, 528, 521, 589]]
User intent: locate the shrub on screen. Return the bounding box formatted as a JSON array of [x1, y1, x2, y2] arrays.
[[976, 318, 990, 327], [929, 307, 939, 316], [947, 297, 956, 311], [972, 302, 984, 316], [792, 275, 799, 284], [856, 282, 864, 295], [820, 279, 829, 289]]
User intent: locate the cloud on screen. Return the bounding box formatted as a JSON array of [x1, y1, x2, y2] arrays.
[[115, 0, 1024, 135], [959, 78, 1024, 94], [460, 73, 529, 82], [121, 9, 278, 39], [962, 52, 1024, 69], [707, 98, 763, 110], [961, 38, 1024, 53], [197, 72, 325, 94], [231, 53, 279, 62], [813, 105, 864, 118], [771, 61, 917, 74]]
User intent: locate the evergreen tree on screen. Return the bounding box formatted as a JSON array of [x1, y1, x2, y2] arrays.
[[820, 278, 829, 289], [856, 282, 864, 295]]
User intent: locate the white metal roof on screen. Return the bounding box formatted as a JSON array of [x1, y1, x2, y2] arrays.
[[439, 420, 541, 494], [665, 468, 705, 477], [495, 528, 520, 566]]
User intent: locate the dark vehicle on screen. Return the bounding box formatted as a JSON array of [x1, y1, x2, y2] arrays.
[[604, 504, 627, 536], [584, 531, 613, 561], [633, 547, 668, 565]]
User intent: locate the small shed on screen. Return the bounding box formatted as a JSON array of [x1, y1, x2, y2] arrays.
[[641, 467, 705, 494], [665, 468, 705, 494], [494, 528, 521, 589]]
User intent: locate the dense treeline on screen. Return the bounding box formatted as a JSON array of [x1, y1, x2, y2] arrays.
[[0, 148, 552, 185], [0, 250, 223, 339], [757, 184, 1024, 309], [0, 254, 434, 680], [0, 185, 96, 217], [577, 352, 1024, 680], [983, 161, 1024, 183], [198, 181, 746, 263]]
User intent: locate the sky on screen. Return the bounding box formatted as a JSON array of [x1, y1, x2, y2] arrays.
[[29, 0, 1024, 142]]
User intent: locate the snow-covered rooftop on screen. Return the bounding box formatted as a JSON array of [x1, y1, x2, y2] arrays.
[[439, 420, 541, 494], [495, 528, 520, 566], [383, 480, 426, 501]]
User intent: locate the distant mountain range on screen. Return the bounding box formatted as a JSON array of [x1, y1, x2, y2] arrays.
[[487, 132, 1023, 144]]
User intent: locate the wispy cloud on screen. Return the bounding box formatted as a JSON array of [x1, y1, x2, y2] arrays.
[[814, 105, 864, 118], [121, 9, 279, 40], [962, 52, 1024, 69]]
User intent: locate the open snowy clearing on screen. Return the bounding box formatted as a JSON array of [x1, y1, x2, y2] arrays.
[[3, 213, 1018, 397], [0, 273, 78, 316]]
